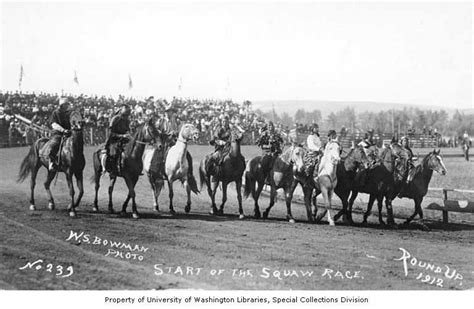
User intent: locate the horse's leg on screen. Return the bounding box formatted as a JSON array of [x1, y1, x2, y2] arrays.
[[348, 190, 358, 223], [362, 194, 376, 225], [284, 186, 296, 224], [149, 174, 158, 210], [168, 179, 175, 215], [209, 179, 219, 215], [108, 176, 117, 213], [253, 180, 264, 219], [153, 179, 164, 213], [312, 189, 320, 222], [184, 179, 192, 214], [65, 172, 76, 217], [44, 170, 57, 210], [326, 190, 335, 226], [405, 197, 423, 224], [263, 185, 277, 220], [92, 168, 101, 212], [74, 171, 84, 209], [385, 197, 395, 226], [218, 181, 228, 215], [29, 161, 41, 211], [376, 196, 385, 225], [302, 184, 314, 222], [129, 176, 140, 219], [236, 178, 244, 219], [315, 187, 328, 224], [337, 189, 352, 224]]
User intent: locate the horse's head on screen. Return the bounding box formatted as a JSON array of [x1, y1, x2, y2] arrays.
[[179, 123, 200, 143], [287, 145, 305, 173], [353, 145, 370, 170], [143, 118, 163, 151], [231, 128, 244, 143], [69, 110, 84, 131], [325, 141, 341, 165], [426, 149, 447, 175]]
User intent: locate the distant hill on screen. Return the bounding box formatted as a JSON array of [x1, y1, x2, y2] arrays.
[[252, 100, 469, 118]]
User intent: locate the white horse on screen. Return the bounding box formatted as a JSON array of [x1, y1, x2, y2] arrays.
[[164, 124, 200, 214], [315, 141, 341, 226]]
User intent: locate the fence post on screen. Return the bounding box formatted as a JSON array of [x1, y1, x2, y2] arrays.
[[442, 189, 449, 223]]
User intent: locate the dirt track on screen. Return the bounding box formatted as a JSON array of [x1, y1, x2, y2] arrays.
[[1, 146, 473, 290]]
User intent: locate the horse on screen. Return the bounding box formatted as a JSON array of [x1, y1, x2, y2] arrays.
[[91, 118, 162, 219], [199, 129, 246, 218], [294, 144, 369, 224], [17, 111, 85, 217], [244, 145, 305, 223], [142, 131, 179, 213], [309, 141, 342, 226], [164, 123, 200, 214], [397, 149, 447, 224], [347, 143, 408, 226]]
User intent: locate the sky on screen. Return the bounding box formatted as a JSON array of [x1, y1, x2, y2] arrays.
[[0, 1, 472, 108]]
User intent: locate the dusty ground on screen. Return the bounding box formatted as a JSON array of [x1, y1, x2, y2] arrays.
[[0, 145, 473, 290]]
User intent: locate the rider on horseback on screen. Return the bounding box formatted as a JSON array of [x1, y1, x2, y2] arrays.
[[206, 116, 232, 176], [257, 120, 284, 183], [400, 136, 415, 183], [358, 129, 377, 164], [48, 97, 72, 171], [304, 123, 322, 177], [101, 104, 132, 175]]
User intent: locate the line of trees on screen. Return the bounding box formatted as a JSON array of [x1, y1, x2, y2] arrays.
[[254, 106, 473, 137]]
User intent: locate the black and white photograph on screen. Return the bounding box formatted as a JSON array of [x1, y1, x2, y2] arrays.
[[0, 0, 473, 307]]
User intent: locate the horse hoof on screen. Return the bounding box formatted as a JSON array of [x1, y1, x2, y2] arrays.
[[108, 208, 115, 214], [120, 211, 127, 217], [185, 205, 191, 214], [48, 202, 55, 210], [132, 212, 139, 219], [239, 214, 245, 220], [254, 213, 261, 219], [329, 221, 336, 226], [69, 211, 76, 217], [169, 209, 176, 215], [29, 205, 36, 211], [92, 206, 99, 212], [288, 218, 295, 224], [379, 220, 386, 226], [262, 211, 269, 219]]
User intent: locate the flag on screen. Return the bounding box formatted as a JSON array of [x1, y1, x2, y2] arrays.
[[18, 65, 24, 89], [128, 74, 133, 89], [73, 71, 79, 85]]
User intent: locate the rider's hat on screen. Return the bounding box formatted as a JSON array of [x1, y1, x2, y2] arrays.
[[312, 123, 319, 130], [328, 130, 337, 138], [401, 136, 409, 141]]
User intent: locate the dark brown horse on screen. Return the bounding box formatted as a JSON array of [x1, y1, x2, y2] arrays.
[[397, 149, 447, 224], [199, 129, 246, 218], [348, 143, 408, 225], [91, 118, 162, 218], [244, 145, 305, 223], [17, 111, 85, 217]]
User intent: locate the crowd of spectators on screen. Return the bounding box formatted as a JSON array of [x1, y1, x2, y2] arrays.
[[0, 91, 268, 146]]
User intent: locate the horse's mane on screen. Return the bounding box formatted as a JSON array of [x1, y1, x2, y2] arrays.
[[124, 122, 148, 154]]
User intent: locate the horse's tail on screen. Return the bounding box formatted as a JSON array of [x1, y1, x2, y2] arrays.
[[186, 151, 199, 195], [243, 170, 253, 200], [188, 174, 200, 195], [17, 143, 38, 183]]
